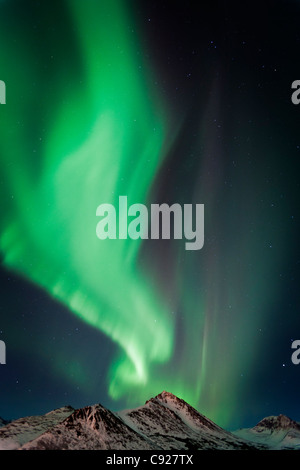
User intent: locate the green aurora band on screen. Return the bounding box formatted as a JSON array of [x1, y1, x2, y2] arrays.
[[0, 0, 288, 427], [0, 0, 175, 402]]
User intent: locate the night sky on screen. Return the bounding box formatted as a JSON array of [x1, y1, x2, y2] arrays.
[[0, 0, 299, 431]]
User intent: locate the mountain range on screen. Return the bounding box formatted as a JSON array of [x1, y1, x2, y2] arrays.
[[0, 391, 299, 450]]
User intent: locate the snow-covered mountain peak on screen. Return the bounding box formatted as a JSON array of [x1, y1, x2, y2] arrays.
[[152, 391, 190, 409], [21, 403, 156, 450], [145, 391, 183, 409], [146, 390, 223, 434], [0, 405, 74, 449], [234, 414, 300, 450], [63, 404, 106, 428], [253, 414, 300, 431], [155, 391, 179, 401]]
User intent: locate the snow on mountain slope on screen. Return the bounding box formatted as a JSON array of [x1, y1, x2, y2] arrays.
[[22, 394, 255, 451], [151, 391, 229, 433], [21, 404, 156, 450], [1, 391, 297, 450], [0, 406, 74, 450], [117, 391, 257, 450], [234, 414, 300, 449]]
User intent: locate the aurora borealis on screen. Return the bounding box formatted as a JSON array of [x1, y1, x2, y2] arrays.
[[0, 0, 299, 431]]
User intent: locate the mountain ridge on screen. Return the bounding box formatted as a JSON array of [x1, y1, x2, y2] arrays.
[[0, 391, 298, 450], [234, 412, 300, 450]]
